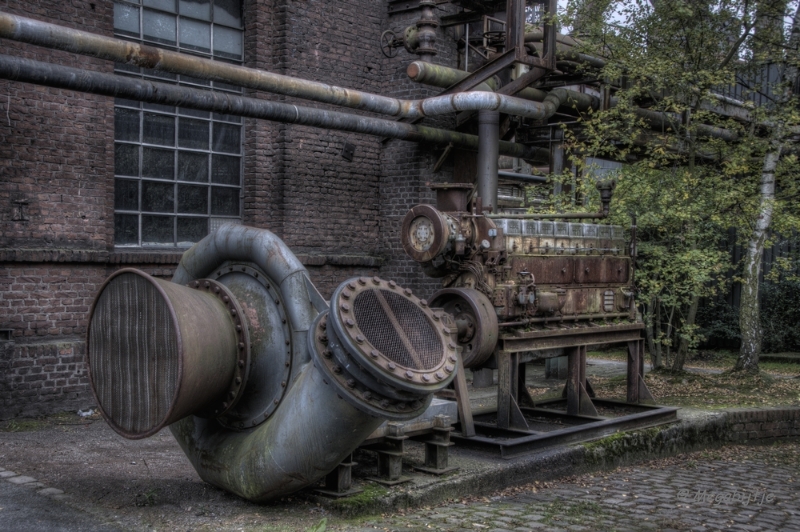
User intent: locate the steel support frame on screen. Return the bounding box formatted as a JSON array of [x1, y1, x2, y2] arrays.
[[455, 323, 675, 457]]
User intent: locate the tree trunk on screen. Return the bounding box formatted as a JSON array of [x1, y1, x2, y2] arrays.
[[736, 147, 781, 371], [645, 299, 661, 369], [672, 294, 700, 372]]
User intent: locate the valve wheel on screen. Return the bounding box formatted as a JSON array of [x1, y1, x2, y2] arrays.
[[381, 30, 399, 58]]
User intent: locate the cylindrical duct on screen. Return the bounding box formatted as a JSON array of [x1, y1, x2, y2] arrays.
[[86, 225, 456, 501], [477, 110, 500, 213], [87, 269, 245, 438]]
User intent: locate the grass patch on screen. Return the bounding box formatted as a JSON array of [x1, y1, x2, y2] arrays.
[[326, 483, 388, 516], [0, 411, 95, 432], [589, 369, 800, 409]]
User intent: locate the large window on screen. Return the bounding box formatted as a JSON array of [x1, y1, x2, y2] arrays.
[[113, 0, 244, 247]]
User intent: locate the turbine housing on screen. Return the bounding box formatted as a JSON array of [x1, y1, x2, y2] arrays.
[[86, 225, 456, 501]]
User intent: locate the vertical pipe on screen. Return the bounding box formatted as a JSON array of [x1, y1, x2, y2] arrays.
[[477, 109, 500, 213]]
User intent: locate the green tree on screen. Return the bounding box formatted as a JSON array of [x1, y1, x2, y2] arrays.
[[562, 0, 800, 372]]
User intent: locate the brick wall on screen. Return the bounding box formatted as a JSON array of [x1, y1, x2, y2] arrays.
[[726, 408, 800, 441], [378, 4, 460, 298], [0, 0, 462, 417]]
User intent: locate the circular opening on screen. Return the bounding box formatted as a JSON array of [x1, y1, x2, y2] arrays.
[[352, 288, 443, 371], [88, 271, 181, 438]]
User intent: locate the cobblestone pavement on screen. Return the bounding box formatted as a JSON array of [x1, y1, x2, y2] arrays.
[[346, 442, 800, 532]]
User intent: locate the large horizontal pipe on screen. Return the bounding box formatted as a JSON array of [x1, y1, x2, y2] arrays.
[[498, 170, 548, 183], [407, 61, 599, 113], [0, 12, 550, 120], [0, 54, 542, 159]]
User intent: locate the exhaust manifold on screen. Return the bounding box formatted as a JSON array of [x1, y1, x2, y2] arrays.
[[86, 225, 456, 501]]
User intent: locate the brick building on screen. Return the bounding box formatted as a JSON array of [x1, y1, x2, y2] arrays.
[[0, 0, 462, 419]]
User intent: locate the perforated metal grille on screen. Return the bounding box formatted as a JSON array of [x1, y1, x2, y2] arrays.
[[352, 289, 443, 370], [89, 272, 180, 435]]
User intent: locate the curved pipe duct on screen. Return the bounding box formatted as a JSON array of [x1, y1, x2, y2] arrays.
[[0, 54, 541, 160], [0, 12, 550, 120], [87, 225, 457, 501]]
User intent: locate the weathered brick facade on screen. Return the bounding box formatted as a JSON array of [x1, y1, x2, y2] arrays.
[[0, 0, 461, 418]]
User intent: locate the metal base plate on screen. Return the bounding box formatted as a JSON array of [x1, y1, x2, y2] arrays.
[[313, 487, 364, 499], [452, 400, 678, 459], [366, 476, 413, 486], [413, 466, 459, 476]]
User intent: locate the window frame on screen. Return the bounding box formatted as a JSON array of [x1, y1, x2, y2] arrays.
[[112, 0, 244, 249]]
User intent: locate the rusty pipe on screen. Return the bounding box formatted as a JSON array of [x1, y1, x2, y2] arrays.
[[0, 12, 551, 120], [407, 61, 599, 113], [0, 54, 542, 159], [477, 110, 500, 212]]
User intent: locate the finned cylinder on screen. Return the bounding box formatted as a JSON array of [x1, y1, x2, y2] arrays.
[[87, 269, 240, 439]]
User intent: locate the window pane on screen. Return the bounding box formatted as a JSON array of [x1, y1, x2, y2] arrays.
[[114, 2, 140, 37], [142, 147, 174, 179], [115, 97, 141, 108], [115, 107, 140, 142], [142, 180, 174, 212], [211, 187, 239, 215], [213, 26, 242, 59], [178, 107, 210, 118], [115, 179, 139, 210], [212, 122, 240, 154], [177, 217, 207, 244], [180, 18, 210, 52], [143, 113, 175, 146], [143, 67, 177, 81], [211, 154, 239, 185], [178, 151, 208, 182], [178, 117, 209, 149], [143, 0, 176, 13], [180, 0, 210, 20], [143, 102, 176, 114], [212, 112, 241, 123], [142, 215, 174, 244], [143, 9, 177, 45], [178, 184, 208, 214], [115, 214, 139, 245], [213, 0, 241, 27], [180, 74, 211, 86], [115, 143, 139, 176]]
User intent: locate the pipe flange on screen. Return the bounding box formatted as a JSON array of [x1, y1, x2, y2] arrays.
[[328, 276, 458, 394], [210, 263, 293, 430], [311, 311, 430, 420], [188, 278, 251, 418], [401, 204, 452, 263]]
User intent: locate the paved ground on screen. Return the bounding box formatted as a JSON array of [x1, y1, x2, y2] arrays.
[[350, 442, 800, 532]]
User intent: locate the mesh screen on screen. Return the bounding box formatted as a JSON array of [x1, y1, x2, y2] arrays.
[[353, 289, 443, 370], [89, 273, 179, 435]]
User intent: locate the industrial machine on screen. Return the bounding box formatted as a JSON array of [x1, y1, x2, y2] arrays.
[[401, 183, 676, 456], [86, 225, 457, 501]]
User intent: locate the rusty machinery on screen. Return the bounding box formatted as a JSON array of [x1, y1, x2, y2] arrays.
[[86, 225, 458, 501], [400, 183, 677, 457]]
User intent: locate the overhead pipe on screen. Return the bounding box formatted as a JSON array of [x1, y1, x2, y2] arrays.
[[87, 225, 457, 501], [0, 12, 552, 121], [0, 54, 543, 160], [407, 62, 739, 143], [498, 170, 548, 183], [407, 61, 599, 113]]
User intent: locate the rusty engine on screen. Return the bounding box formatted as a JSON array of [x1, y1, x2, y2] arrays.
[[401, 181, 633, 368]]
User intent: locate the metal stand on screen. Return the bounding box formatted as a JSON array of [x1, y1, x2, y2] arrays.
[[414, 415, 458, 475], [363, 423, 411, 486], [452, 324, 678, 458], [314, 453, 362, 498]]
